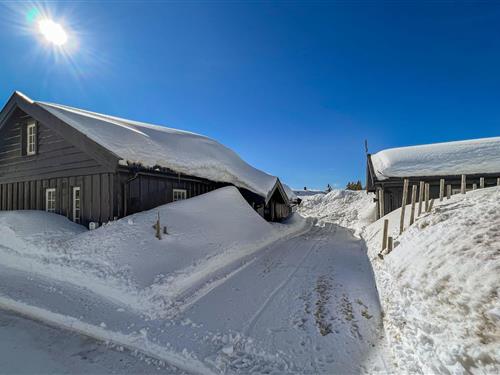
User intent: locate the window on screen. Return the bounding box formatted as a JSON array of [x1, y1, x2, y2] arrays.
[[26, 121, 37, 155], [173, 189, 187, 201], [46, 188, 56, 213], [72, 187, 81, 223]]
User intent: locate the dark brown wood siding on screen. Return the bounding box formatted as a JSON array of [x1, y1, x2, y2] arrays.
[[119, 171, 222, 215], [0, 108, 111, 184], [0, 173, 116, 226]]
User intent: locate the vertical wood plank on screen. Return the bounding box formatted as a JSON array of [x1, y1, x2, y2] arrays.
[[418, 181, 424, 216], [24, 181, 30, 209], [378, 188, 385, 218], [7, 183, 12, 210], [400, 179, 409, 234], [381, 219, 389, 251], [424, 183, 430, 212], [409, 185, 417, 226], [92, 174, 101, 223], [447, 184, 451, 199], [480, 177, 484, 189], [387, 237, 393, 253], [461, 174, 466, 194], [439, 178, 445, 202], [472, 183, 477, 190], [18, 182, 24, 210]]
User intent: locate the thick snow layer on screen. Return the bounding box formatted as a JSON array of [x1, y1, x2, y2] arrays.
[[371, 136, 500, 180], [0, 309, 182, 374], [298, 189, 376, 236], [363, 187, 500, 374], [34, 99, 281, 199], [0, 187, 307, 319], [0, 224, 389, 374]]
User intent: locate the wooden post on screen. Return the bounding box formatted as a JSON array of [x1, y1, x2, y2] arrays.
[[418, 181, 424, 216], [378, 188, 385, 218], [497, 177, 500, 186], [387, 237, 393, 253], [156, 211, 161, 240], [480, 177, 485, 189], [400, 179, 409, 234], [439, 179, 445, 202], [381, 219, 389, 251], [473, 183, 477, 190], [428, 198, 435, 212], [447, 184, 451, 199], [409, 185, 417, 226], [424, 183, 430, 213], [461, 174, 466, 194]]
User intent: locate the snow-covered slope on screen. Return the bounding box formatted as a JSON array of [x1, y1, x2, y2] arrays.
[[371, 136, 500, 180], [363, 187, 500, 374], [298, 189, 376, 235], [0, 187, 307, 319], [25, 95, 280, 199]]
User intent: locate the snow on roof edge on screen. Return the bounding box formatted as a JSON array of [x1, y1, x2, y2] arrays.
[[15, 94, 288, 200], [371, 136, 500, 180]]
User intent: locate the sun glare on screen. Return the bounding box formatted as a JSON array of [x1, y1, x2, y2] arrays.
[[38, 18, 67, 46]]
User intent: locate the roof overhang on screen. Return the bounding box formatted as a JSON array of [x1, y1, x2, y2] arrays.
[[0, 91, 120, 171]]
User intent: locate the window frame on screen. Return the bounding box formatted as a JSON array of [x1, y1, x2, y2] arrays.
[[26, 121, 37, 156], [45, 188, 56, 213], [72, 186, 81, 223], [173, 189, 187, 201]]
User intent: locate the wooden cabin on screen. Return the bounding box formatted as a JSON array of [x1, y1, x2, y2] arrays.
[[0, 91, 294, 227], [366, 137, 500, 217]]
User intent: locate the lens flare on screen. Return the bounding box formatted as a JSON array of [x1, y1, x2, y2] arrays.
[[38, 18, 67, 46]]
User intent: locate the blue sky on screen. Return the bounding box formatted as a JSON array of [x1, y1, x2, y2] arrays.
[[1, 2, 499, 190]]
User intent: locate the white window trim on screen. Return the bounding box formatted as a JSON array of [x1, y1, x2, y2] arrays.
[[26, 121, 36, 156], [72, 187, 81, 223], [173, 189, 187, 201], [46, 188, 56, 213]]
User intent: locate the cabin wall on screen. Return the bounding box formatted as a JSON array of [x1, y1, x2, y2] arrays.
[[0, 173, 116, 226], [119, 172, 223, 215], [378, 175, 500, 216], [0, 109, 111, 184]]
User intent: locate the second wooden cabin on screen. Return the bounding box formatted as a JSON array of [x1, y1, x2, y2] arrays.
[[366, 137, 500, 217]]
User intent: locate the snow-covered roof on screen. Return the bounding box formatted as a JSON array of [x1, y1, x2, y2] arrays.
[[18, 96, 286, 200], [371, 137, 500, 180]]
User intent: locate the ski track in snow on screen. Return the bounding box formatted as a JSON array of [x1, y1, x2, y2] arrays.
[[0, 223, 389, 374]]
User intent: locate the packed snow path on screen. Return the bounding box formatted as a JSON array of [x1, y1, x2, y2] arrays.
[[180, 223, 389, 373], [0, 224, 388, 374], [0, 309, 184, 374]]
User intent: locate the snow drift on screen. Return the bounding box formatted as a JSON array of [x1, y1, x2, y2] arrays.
[[297, 189, 376, 235], [363, 187, 500, 374], [371, 136, 500, 180], [0, 187, 307, 318]]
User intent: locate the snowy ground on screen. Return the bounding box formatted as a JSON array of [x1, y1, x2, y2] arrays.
[[0, 308, 184, 374], [363, 187, 500, 374], [297, 189, 376, 236], [0, 186, 393, 374], [0, 223, 389, 374]]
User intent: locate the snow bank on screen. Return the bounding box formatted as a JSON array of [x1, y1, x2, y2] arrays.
[[298, 189, 376, 235], [36, 100, 279, 199], [0, 187, 308, 319], [371, 136, 500, 180], [363, 187, 500, 374]]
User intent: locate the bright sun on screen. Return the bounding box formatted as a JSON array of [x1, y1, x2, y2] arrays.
[[38, 18, 68, 46]]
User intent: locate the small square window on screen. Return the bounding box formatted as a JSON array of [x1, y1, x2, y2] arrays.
[[173, 189, 187, 201]]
